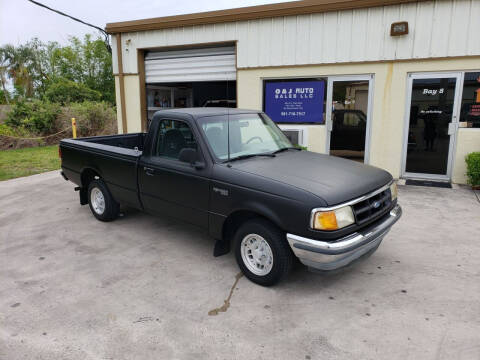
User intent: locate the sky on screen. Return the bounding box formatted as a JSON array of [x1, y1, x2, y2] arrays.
[[0, 0, 292, 46]]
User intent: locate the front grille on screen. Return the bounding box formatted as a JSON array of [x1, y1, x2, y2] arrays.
[[352, 188, 392, 225]]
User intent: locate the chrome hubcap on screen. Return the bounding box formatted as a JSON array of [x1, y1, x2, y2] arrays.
[[91, 187, 105, 215], [240, 234, 273, 276]]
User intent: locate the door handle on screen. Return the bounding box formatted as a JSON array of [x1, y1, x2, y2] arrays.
[[144, 167, 155, 176]]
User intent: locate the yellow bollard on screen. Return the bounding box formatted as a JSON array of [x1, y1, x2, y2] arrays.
[[71, 118, 77, 138]]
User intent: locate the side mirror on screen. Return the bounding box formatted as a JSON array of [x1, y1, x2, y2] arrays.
[[179, 148, 197, 164]]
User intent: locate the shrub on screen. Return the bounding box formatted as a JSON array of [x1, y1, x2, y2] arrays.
[[44, 78, 101, 104], [62, 101, 116, 137], [5, 100, 61, 134], [465, 152, 480, 186], [0, 123, 31, 137], [0, 89, 11, 105], [0, 123, 43, 149]]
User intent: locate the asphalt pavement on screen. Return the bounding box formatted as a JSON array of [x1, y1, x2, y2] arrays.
[[1, 171, 479, 359]]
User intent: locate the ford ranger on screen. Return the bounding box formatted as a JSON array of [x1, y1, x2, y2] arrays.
[[60, 108, 402, 286]]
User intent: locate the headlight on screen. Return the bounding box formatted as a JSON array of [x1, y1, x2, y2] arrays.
[[312, 206, 355, 231], [390, 182, 398, 201]]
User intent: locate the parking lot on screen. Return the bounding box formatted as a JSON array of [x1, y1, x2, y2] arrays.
[[1, 171, 479, 360]]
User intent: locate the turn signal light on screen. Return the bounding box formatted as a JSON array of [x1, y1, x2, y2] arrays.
[[312, 206, 355, 231], [314, 211, 338, 230]]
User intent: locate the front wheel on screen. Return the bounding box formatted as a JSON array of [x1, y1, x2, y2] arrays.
[[234, 218, 293, 286], [87, 179, 120, 222]]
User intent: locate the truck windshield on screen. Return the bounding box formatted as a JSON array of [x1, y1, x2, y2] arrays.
[[198, 113, 292, 161]]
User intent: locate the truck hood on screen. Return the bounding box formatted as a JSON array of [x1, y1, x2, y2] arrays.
[[231, 150, 392, 206]]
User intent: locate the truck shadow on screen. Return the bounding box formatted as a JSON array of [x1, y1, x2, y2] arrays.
[[116, 206, 380, 289]]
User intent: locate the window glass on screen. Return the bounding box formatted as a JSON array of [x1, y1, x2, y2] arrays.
[[405, 77, 457, 175], [343, 112, 364, 126], [281, 130, 300, 146], [460, 72, 480, 128], [198, 113, 291, 160], [330, 80, 370, 162], [155, 119, 197, 159]]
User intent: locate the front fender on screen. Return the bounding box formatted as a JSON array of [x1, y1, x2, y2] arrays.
[[228, 201, 284, 231]]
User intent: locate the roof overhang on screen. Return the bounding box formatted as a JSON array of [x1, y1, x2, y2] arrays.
[[106, 0, 426, 34]]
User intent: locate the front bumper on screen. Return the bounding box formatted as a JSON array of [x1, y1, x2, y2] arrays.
[[287, 205, 402, 271]]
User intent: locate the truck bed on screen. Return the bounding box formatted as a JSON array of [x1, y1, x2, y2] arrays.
[[60, 133, 147, 209], [62, 133, 146, 155]]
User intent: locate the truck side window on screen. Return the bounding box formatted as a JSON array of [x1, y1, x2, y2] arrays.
[[155, 119, 197, 159]]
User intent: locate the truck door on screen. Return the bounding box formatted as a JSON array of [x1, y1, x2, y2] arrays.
[[138, 118, 210, 229]]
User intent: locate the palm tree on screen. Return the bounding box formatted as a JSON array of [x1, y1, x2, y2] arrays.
[[0, 44, 35, 99], [0, 48, 10, 104]]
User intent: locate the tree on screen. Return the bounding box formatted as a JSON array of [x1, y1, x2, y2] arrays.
[[44, 78, 101, 104], [0, 39, 54, 100], [49, 35, 114, 103], [0, 48, 10, 104], [0, 35, 114, 104], [0, 44, 34, 99], [0, 89, 10, 105]]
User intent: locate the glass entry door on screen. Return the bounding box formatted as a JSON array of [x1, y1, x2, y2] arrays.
[[402, 73, 461, 179], [326, 75, 373, 163]]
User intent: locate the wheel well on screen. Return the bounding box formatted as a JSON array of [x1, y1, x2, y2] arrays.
[[79, 169, 100, 205], [222, 210, 279, 244], [81, 168, 100, 189]]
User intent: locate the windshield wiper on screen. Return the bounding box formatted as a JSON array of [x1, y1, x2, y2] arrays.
[[272, 147, 303, 154], [225, 153, 276, 163]]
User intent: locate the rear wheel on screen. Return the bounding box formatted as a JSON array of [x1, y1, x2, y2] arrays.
[[87, 179, 120, 222], [234, 218, 293, 286]]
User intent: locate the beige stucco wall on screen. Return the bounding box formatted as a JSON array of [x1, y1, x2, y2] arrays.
[[306, 125, 327, 153], [452, 129, 480, 184], [124, 75, 142, 133], [237, 57, 480, 182], [115, 75, 143, 134], [114, 76, 123, 133]]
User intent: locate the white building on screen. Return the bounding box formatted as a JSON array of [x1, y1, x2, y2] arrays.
[[106, 0, 480, 184]]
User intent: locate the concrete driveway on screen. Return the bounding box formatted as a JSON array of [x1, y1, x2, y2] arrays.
[[1, 171, 480, 360]]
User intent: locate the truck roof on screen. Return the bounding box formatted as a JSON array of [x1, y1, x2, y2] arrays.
[[152, 107, 260, 119]]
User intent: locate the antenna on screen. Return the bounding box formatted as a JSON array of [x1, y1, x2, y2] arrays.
[[227, 79, 230, 161]]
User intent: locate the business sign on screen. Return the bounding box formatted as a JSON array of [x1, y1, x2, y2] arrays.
[[265, 80, 325, 123]]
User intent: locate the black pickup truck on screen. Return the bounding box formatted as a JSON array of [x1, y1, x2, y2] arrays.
[[60, 108, 402, 286]]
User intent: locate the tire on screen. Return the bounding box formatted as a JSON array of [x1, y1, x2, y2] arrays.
[[234, 218, 293, 286], [87, 179, 120, 222]]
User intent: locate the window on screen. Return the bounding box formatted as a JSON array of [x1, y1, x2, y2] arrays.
[[343, 112, 361, 126], [281, 129, 302, 146], [460, 72, 480, 128], [198, 113, 291, 160], [155, 119, 197, 159], [332, 110, 366, 127]]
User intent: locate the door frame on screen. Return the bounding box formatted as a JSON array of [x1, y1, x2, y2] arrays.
[[400, 71, 463, 181], [325, 74, 375, 164]]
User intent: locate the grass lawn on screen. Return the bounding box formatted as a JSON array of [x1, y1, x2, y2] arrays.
[[0, 145, 60, 181]]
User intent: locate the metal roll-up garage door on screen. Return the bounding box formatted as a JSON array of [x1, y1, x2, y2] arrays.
[[145, 46, 236, 83]]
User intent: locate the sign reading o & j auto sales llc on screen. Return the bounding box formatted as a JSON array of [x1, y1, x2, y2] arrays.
[[265, 80, 325, 123]]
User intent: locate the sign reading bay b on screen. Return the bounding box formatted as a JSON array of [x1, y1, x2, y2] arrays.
[[264, 80, 325, 123]]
